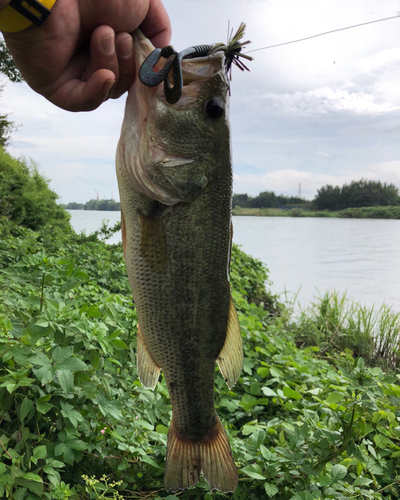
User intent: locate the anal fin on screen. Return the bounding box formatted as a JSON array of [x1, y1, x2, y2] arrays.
[[164, 415, 238, 493], [217, 296, 243, 389], [136, 324, 161, 390]]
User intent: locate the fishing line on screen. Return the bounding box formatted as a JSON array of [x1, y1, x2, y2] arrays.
[[246, 14, 400, 54]]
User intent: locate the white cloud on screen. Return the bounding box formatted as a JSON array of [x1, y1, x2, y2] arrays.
[[260, 87, 399, 117], [357, 47, 400, 75], [363, 161, 400, 184], [233, 169, 352, 198]]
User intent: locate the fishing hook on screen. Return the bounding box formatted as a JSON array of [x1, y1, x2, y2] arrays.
[[139, 45, 213, 104]]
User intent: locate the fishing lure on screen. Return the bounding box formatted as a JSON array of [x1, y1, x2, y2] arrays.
[[139, 22, 253, 104]]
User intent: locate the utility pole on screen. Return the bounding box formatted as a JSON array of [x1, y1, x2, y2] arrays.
[[299, 182, 301, 198]]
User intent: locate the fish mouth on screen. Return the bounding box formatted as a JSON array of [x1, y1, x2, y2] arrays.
[[117, 31, 227, 206]]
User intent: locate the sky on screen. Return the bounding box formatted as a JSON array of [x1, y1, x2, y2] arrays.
[[1, 0, 400, 203]]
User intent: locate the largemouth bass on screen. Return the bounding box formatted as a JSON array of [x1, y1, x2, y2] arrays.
[[116, 30, 243, 493]]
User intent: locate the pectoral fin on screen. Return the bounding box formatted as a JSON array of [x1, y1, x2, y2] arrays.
[[136, 324, 161, 390], [217, 297, 243, 389]]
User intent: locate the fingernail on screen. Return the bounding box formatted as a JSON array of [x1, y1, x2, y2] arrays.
[[102, 33, 115, 56], [103, 79, 115, 99], [117, 35, 133, 59]]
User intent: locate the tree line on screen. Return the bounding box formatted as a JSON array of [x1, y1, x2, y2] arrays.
[[62, 199, 121, 211], [234, 179, 400, 211], [233, 192, 309, 209], [312, 179, 400, 210]]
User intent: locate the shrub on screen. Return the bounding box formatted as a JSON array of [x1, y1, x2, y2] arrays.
[[0, 148, 70, 231], [289, 208, 304, 217]]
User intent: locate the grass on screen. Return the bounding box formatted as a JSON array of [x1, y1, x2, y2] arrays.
[[291, 291, 400, 371]]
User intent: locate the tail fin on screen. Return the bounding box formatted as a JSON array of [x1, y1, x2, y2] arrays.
[[164, 416, 238, 493]]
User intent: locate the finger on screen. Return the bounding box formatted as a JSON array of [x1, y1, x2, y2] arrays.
[[48, 70, 115, 111], [83, 25, 120, 91], [112, 32, 135, 99], [140, 0, 171, 48]]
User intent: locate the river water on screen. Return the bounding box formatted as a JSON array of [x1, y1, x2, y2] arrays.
[[68, 210, 400, 311]]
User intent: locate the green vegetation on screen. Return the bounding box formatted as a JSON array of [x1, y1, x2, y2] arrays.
[[0, 148, 70, 231], [63, 199, 121, 211], [0, 85, 18, 148], [338, 206, 400, 219], [1, 211, 400, 499], [1, 155, 400, 499], [0, 40, 23, 83]]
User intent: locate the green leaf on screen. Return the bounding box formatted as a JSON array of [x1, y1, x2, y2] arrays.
[[260, 445, 279, 461], [97, 395, 123, 421], [21, 473, 42, 483], [241, 464, 266, 480], [257, 367, 269, 378], [60, 401, 84, 428], [140, 454, 164, 469], [262, 387, 277, 397], [29, 352, 51, 368], [112, 339, 129, 350], [156, 425, 169, 435], [241, 423, 257, 436], [283, 386, 302, 400], [264, 482, 279, 497], [20, 398, 34, 421], [56, 369, 74, 392], [331, 464, 347, 483], [269, 367, 282, 378], [37, 397, 53, 414], [326, 392, 345, 404], [250, 428, 265, 449], [33, 445, 47, 462], [89, 350, 100, 369], [374, 434, 390, 449], [353, 477, 373, 486]]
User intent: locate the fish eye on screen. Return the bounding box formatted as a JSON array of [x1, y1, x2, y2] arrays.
[[205, 98, 224, 119]]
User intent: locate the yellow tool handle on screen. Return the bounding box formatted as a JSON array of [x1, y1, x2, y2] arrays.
[[0, 0, 56, 33]]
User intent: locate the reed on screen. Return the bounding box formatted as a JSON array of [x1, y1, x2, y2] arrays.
[[292, 291, 400, 370]]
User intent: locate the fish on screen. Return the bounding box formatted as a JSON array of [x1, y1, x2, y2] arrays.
[[116, 30, 243, 493]]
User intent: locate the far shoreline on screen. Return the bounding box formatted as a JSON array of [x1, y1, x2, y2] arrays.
[[232, 206, 400, 219]]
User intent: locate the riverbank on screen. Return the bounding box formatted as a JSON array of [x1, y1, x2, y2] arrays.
[[1, 217, 400, 499], [233, 205, 400, 219]]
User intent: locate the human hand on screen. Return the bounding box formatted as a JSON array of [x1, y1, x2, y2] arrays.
[[1, 0, 171, 111]]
